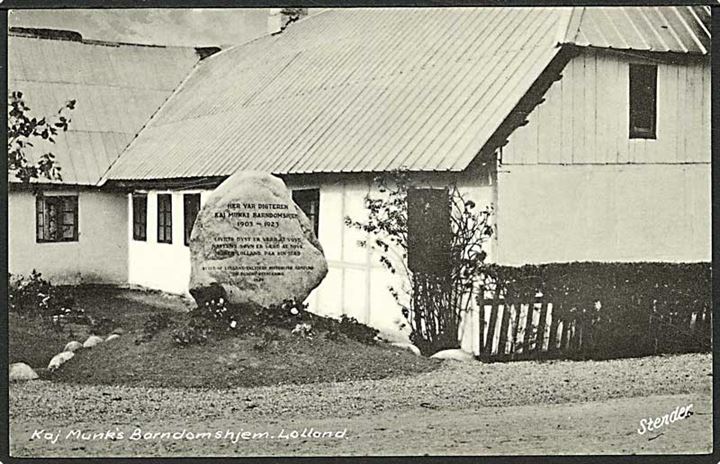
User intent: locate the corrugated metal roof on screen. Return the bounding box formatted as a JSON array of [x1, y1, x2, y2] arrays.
[[566, 6, 711, 55], [104, 7, 564, 180], [103, 6, 712, 182], [9, 34, 199, 184]]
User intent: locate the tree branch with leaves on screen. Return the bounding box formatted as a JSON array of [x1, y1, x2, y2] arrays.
[[8, 90, 76, 183]]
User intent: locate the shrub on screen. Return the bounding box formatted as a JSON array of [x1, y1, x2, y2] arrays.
[[345, 170, 493, 355], [171, 316, 210, 347], [337, 315, 378, 344], [479, 262, 712, 360], [135, 312, 172, 344], [9, 270, 79, 330]]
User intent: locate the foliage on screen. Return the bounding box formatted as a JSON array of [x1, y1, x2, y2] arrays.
[[171, 322, 210, 347], [88, 316, 115, 336], [9, 271, 79, 331], [182, 284, 380, 347], [291, 322, 315, 339], [479, 262, 712, 359], [345, 170, 493, 355], [337, 315, 378, 344], [135, 312, 172, 344], [8, 90, 76, 182], [253, 327, 284, 351]]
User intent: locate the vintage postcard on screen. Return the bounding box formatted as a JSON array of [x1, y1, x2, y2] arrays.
[[5, 5, 713, 459]]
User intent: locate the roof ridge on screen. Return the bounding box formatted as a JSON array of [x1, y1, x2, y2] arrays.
[[558, 6, 585, 46], [9, 26, 196, 51]]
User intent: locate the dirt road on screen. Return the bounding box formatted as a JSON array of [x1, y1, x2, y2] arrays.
[[10, 353, 712, 456]]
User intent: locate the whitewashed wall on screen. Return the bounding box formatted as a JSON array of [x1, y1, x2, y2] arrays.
[[503, 49, 710, 165], [287, 170, 495, 350], [9, 189, 128, 284], [496, 49, 710, 265], [127, 190, 210, 295]]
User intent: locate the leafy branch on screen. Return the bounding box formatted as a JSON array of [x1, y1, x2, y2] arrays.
[[8, 90, 76, 183]]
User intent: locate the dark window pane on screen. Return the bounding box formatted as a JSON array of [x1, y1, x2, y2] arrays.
[[36, 195, 78, 243], [407, 188, 451, 275], [292, 189, 320, 237], [629, 64, 657, 139], [184, 193, 201, 246], [157, 194, 172, 244], [132, 194, 147, 241]]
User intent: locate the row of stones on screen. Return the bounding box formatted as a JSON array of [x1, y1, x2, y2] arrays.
[[9, 332, 123, 381]]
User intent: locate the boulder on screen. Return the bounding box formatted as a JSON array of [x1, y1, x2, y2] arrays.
[[83, 335, 104, 348], [48, 351, 75, 370], [189, 171, 328, 308], [430, 349, 475, 361], [64, 341, 83, 352], [391, 342, 422, 356], [106, 334, 120, 342], [9, 363, 39, 381], [111, 328, 126, 335]]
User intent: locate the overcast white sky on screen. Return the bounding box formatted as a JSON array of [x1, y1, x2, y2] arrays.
[[9, 9, 274, 47]]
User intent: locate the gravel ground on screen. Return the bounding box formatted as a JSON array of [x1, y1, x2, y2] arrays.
[[11, 353, 712, 456], [12, 353, 710, 424]]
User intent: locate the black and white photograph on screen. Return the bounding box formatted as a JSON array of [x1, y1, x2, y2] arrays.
[[5, 4, 714, 458]]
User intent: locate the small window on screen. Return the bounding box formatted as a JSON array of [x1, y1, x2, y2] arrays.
[[292, 189, 320, 237], [157, 194, 172, 244], [183, 193, 201, 246], [132, 193, 147, 241], [36, 195, 78, 242], [629, 64, 657, 139]]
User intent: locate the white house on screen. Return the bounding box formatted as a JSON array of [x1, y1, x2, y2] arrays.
[[7, 27, 203, 284], [9, 7, 711, 351]]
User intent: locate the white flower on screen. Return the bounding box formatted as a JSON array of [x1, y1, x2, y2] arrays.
[[290, 308, 299, 315], [230, 320, 237, 329], [219, 298, 224, 304]]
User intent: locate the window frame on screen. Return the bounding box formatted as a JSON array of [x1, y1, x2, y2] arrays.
[[36, 194, 79, 243], [183, 193, 201, 247], [292, 188, 320, 237], [157, 193, 173, 244], [132, 193, 147, 241], [629, 63, 658, 140]]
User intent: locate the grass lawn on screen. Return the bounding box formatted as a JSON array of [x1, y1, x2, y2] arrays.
[[9, 285, 191, 369], [11, 285, 439, 388], [9, 285, 713, 456]]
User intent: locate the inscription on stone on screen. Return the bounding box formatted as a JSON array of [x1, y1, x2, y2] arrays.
[[189, 171, 327, 308]]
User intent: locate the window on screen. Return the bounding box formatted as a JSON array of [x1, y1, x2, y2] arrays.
[[132, 193, 147, 241], [36, 195, 78, 242], [183, 193, 201, 246], [629, 64, 657, 139], [407, 188, 451, 276], [292, 189, 320, 237], [157, 194, 172, 244]]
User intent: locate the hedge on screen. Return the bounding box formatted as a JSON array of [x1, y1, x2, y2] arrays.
[[478, 262, 711, 360]]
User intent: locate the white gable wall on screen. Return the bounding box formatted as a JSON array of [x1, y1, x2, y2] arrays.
[[496, 49, 711, 265]]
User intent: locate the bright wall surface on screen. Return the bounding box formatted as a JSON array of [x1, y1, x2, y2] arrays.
[[496, 48, 710, 265], [9, 189, 128, 284], [286, 169, 495, 349], [503, 49, 710, 165], [495, 163, 711, 265], [127, 189, 210, 295]]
